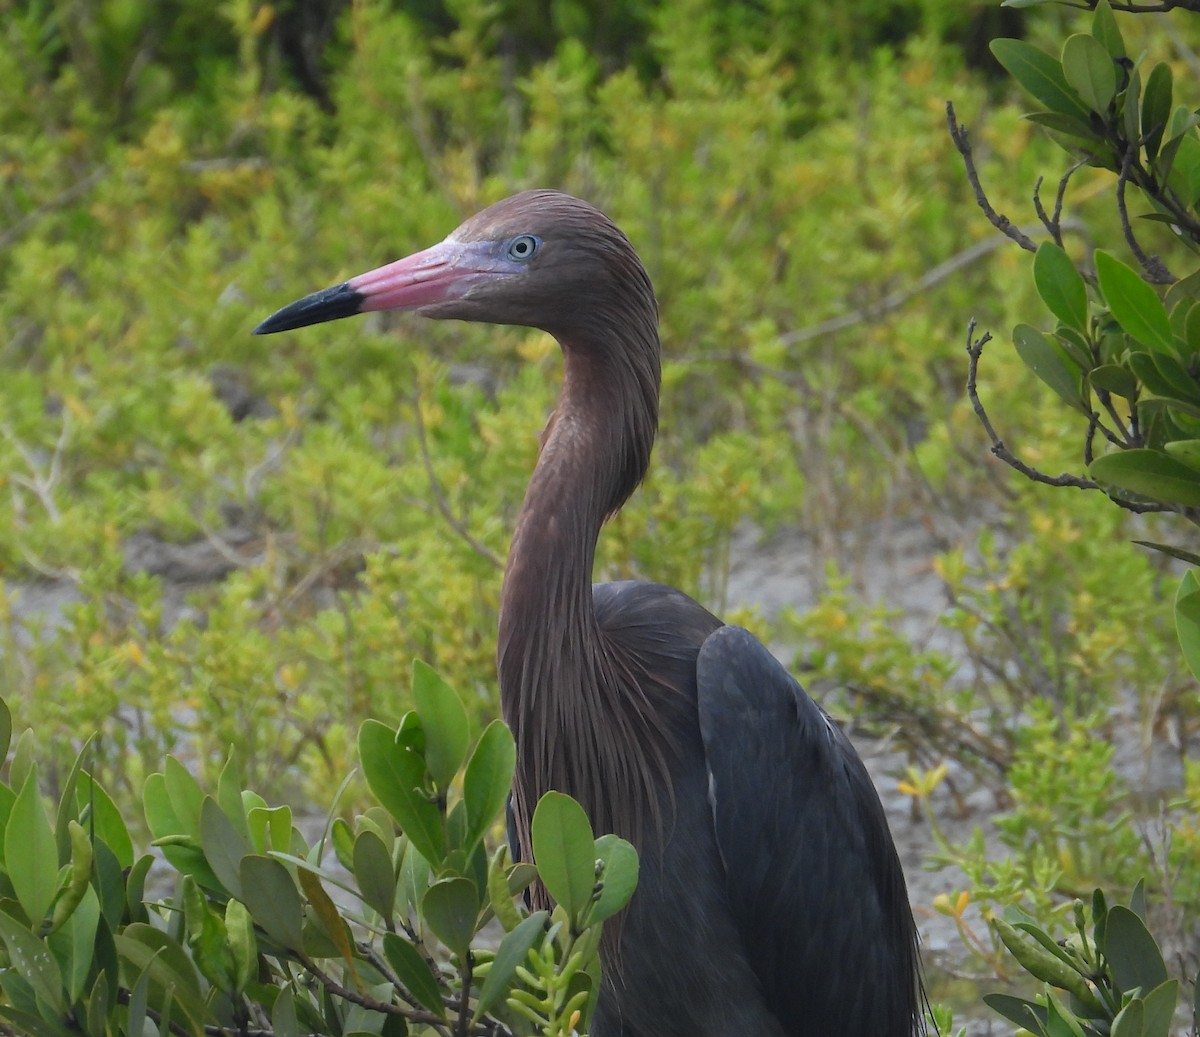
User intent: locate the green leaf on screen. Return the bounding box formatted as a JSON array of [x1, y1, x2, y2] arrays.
[[1045, 993, 1088, 1037], [1140, 979, 1179, 1037], [1024, 111, 1104, 145], [1171, 571, 1200, 686], [382, 932, 445, 1016], [216, 754, 252, 845], [1143, 63, 1173, 162], [1090, 449, 1200, 506], [1062, 34, 1116, 112], [7, 768, 61, 925], [352, 829, 397, 918], [420, 877, 479, 959], [589, 834, 638, 925], [239, 855, 305, 953], [224, 900, 256, 995], [463, 720, 516, 855], [1091, 0, 1125, 60], [473, 911, 548, 1021], [1089, 363, 1137, 400], [1134, 540, 1200, 566], [76, 773, 134, 870], [991, 38, 1090, 121], [359, 719, 446, 867], [531, 792, 596, 922], [1103, 905, 1168, 994], [0, 910, 65, 1015], [1034, 243, 1089, 331], [1111, 997, 1144, 1037], [1165, 439, 1200, 472], [1095, 251, 1176, 354], [115, 925, 208, 1035], [1013, 324, 1086, 412], [47, 885, 100, 1003], [199, 797, 250, 899], [411, 661, 470, 791], [163, 757, 205, 842]]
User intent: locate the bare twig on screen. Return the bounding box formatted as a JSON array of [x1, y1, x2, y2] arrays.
[[965, 320, 1196, 519], [1117, 145, 1175, 283], [946, 102, 1039, 253], [966, 321, 1100, 490], [2, 412, 71, 524]]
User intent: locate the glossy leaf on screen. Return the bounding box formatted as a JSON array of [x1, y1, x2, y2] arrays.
[[421, 877, 479, 959], [1143, 63, 1173, 162], [163, 756, 205, 842], [1090, 449, 1200, 505], [1103, 905, 1168, 994], [411, 660, 470, 791], [474, 910, 548, 1021], [359, 719, 445, 867], [463, 720, 516, 854], [239, 854, 305, 953], [1013, 324, 1086, 412], [1095, 251, 1176, 354], [991, 38, 1090, 121], [531, 791, 596, 922], [1062, 34, 1116, 112], [590, 834, 639, 925], [1034, 243, 1089, 331], [382, 932, 445, 1015], [7, 768, 60, 925]]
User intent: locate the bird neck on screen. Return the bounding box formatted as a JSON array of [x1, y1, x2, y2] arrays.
[[497, 323, 661, 860]]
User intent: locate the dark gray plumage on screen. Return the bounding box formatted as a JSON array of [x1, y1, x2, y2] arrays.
[[255, 190, 924, 1037]]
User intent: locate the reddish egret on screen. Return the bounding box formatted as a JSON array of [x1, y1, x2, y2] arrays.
[[255, 190, 923, 1037]]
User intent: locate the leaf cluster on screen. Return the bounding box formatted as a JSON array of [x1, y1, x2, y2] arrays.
[[0, 665, 637, 1037]]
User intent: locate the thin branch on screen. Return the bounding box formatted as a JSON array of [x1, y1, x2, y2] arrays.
[[1117, 144, 1174, 283], [411, 392, 504, 570], [302, 955, 457, 1037], [965, 320, 1194, 519], [965, 321, 1100, 490], [946, 102, 1039, 253]]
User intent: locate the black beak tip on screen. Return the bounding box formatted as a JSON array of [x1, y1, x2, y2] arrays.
[[252, 282, 365, 335]]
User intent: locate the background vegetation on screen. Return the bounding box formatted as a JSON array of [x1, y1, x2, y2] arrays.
[[2, 0, 1200, 1031]]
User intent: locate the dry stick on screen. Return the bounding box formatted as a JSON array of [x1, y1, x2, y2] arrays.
[[946, 102, 1039, 253]]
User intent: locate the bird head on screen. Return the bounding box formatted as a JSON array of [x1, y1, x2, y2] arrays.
[[253, 190, 657, 344]]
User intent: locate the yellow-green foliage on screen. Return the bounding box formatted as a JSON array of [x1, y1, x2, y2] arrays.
[[3, 0, 1199, 954]]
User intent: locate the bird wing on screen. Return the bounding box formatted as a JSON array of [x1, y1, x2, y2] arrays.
[[696, 625, 920, 1037]]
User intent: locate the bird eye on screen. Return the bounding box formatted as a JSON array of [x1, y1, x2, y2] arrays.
[[507, 234, 540, 261]]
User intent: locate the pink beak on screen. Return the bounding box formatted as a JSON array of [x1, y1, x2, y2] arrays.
[[253, 239, 488, 335]]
